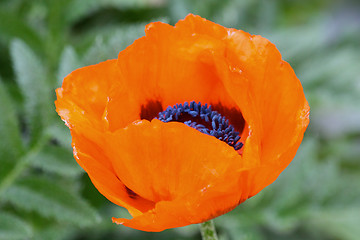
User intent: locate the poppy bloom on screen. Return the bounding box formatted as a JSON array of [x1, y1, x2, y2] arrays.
[[55, 14, 310, 232]]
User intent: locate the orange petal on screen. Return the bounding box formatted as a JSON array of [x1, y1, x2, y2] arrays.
[[110, 17, 238, 127], [105, 119, 244, 201], [174, 14, 229, 39], [224, 31, 309, 157], [131, 14, 310, 197], [102, 119, 248, 231], [112, 188, 242, 232], [215, 27, 309, 195], [71, 131, 155, 216], [56, 60, 114, 131], [55, 59, 142, 134]]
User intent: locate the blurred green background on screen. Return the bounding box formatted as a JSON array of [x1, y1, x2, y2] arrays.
[[0, 0, 359, 239]]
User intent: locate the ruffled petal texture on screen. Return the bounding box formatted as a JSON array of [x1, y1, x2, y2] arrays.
[[55, 14, 309, 232], [107, 120, 246, 231]]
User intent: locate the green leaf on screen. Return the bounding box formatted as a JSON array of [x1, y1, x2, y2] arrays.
[[0, 78, 24, 187], [46, 123, 72, 148], [57, 46, 81, 87], [0, 9, 42, 52], [30, 144, 82, 178], [66, 0, 154, 24], [263, 138, 320, 211], [32, 225, 74, 240], [0, 211, 33, 240], [307, 208, 360, 240], [298, 48, 360, 89], [44, 0, 72, 71], [0, 78, 23, 161], [10, 39, 51, 145], [3, 176, 100, 227], [83, 23, 146, 65], [269, 23, 327, 64]]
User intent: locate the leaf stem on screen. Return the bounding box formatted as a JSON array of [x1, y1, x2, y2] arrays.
[[199, 220, 219, 240]]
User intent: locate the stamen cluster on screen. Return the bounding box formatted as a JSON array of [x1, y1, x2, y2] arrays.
[[156, 101, 243, 150]]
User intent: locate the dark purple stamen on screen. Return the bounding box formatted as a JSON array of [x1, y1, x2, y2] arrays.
[[156, 101, 243, 151]]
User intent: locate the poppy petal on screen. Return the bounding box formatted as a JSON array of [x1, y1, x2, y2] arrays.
[[171, 14, 309, 163], [55, 59, 142, 134], [222, 30, 309, 162], [127, 14, 310, 197], [103, 119, 247, 231], [71, 132, 155, 216], [56, 60, 114, 131], [112, 189, 241, 232], [214, 27, 310, 195], [108, 19, 238, 130]]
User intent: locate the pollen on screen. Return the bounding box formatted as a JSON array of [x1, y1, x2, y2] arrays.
[[156, 101, 243, 150]]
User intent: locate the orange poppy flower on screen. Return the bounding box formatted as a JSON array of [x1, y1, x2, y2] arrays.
[[55, 14, 310, 232]]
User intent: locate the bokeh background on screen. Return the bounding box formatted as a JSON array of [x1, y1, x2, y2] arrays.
[[0, 0, 359, 239]]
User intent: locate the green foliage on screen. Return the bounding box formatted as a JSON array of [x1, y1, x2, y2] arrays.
[[0, 0, 359, 239], [0, 78, 24, 195], [0, 211, 32, 240], [81, 23, 147, 65], [0, 78, 23, 161], [10, 39, 51, 146], [307, 208, 360, 240], [66, 0, 154, 24], [2, 175, 100, 227], [32, 225, 74, 240], [57, 46, 81, 87], [0, 9, 42, 51], [30, 144, 82, 178]]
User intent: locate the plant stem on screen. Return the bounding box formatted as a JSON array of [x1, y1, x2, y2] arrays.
[[199, 220, 219, 240]]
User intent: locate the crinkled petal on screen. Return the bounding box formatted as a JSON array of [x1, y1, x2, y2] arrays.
[[105, 18, 240, 131], [104, 119, 248, 231], [56, 59, 141, 134], [56, 60, 114, 131], [104, 120, 243, 201], [216, 25, 309, 195], [71, 132, 155, 216]]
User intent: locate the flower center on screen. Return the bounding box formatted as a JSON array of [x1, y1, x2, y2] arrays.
[[155, 101, 243, 150]]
